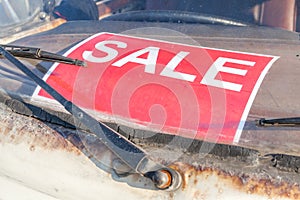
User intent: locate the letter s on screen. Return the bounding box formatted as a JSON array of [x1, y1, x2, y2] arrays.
[[83, 40, 127, 63]]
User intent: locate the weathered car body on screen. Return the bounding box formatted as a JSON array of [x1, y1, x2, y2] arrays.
[[0, 0, 300, 199]]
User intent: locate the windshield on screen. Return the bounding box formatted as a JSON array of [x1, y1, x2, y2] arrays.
[[0, 0, 43, 27], [142, 0, 298, 31], [0, 0, 298, 41]]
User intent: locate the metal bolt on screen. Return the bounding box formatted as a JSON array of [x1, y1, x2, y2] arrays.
[[145, 168, 182, 191]]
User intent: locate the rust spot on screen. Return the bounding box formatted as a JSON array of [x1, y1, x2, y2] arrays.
[[248, 184, 259, 194], [168, 164, 188, 190], [30, 145, 35, 151], [168, 192, 174, 199], [3, 126, 12, 136], [173, 163, 300, 199], [0, 108, 82, 156], [193, 177, 198, 185]]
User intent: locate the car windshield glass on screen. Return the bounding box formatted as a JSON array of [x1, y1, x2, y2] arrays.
[[0, 0, 43, 27], [140, 0, 298, 31], [0, 0, 299, 40]]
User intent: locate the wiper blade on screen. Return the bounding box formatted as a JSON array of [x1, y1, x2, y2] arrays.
[[0, 46, 182, 191], [258, 117, 300, 127], [0, 44, 86, 67]]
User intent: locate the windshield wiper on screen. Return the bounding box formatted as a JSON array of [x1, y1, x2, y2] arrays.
[[0, 46, 182, 191], [258, 117, 300, 127], [0, 44, 86, 67]]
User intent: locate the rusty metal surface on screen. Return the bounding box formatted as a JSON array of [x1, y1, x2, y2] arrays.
[[172, 163, 300, 200]]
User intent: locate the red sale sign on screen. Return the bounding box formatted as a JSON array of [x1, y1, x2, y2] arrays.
[[33, 32, 278, 143]]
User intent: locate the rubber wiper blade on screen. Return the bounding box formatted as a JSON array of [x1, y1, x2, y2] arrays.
[[0, 44, 86, 67], [258, 117, 300, 127]]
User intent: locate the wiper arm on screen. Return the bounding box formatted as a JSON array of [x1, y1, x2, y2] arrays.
[[258, 117, 300, 127], [0, 44, 86, 67], [0, 46, 182, 191]]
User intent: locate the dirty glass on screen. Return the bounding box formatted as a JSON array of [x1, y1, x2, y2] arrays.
[[0, 0, 43, 27], [0, 0, 299, 32]]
